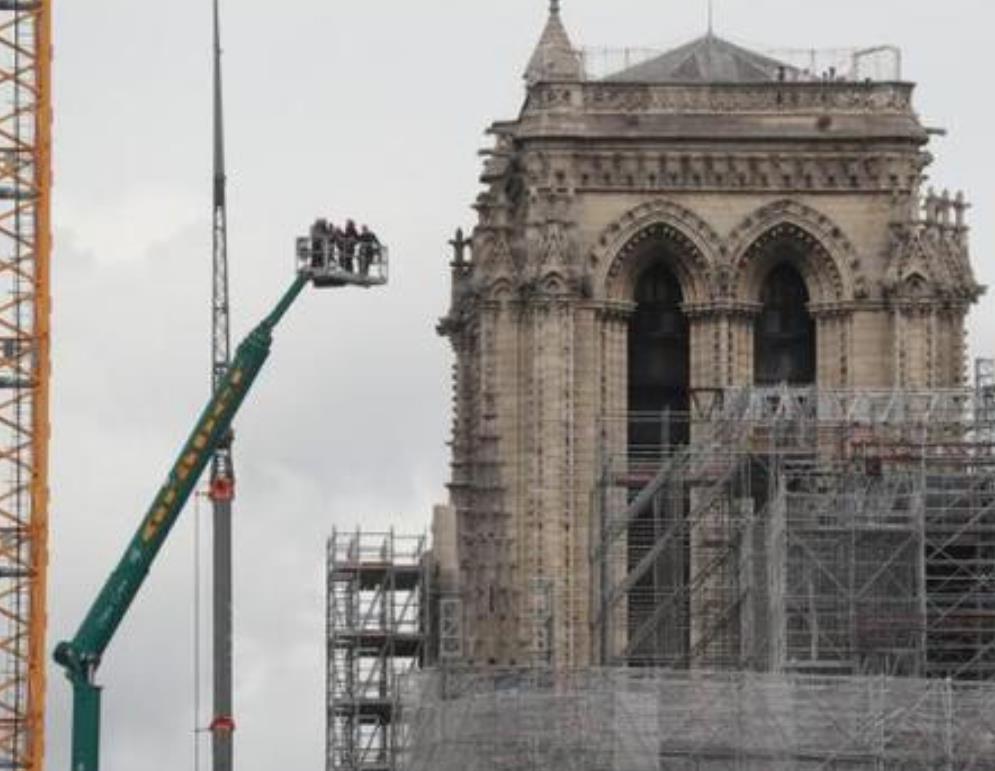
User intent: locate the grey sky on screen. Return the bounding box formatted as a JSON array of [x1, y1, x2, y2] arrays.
[[50, 1, 995, 769]]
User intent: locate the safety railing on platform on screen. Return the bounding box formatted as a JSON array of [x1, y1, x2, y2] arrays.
[[297, 234, 388, 288]]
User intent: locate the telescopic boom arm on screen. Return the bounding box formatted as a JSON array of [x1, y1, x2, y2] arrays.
[[54, 273, 308, 771]]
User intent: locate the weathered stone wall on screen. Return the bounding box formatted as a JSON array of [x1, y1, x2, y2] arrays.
[[438, 67, 981, 667]]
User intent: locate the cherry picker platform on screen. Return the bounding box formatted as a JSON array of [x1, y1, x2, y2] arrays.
[[296, 227, 389, 288], [55, 224, 389, 771]]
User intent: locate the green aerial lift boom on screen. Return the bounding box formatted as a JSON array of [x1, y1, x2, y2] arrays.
[[54, 233, 388, 771]]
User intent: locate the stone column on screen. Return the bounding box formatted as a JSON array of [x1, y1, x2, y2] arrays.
[[729, 307, 759, 388], [686, 303, 759, 390], [571, 302, 601, 665], [812, 306, 853, 389], [466, 300, 505, 664], [592, 303, 633, 663]]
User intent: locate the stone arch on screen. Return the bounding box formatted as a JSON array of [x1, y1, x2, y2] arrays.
[[538, 271, 571, 297], [898, 270, 930, 300], [592, 199, 721, 304], [486, 277, 515, 303], [728, 200, 856, 304]]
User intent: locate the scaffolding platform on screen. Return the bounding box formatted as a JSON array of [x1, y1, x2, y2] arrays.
[[327, 528, 427, 771], [593, 385, 995, 680]]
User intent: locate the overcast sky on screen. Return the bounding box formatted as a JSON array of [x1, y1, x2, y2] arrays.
[[49, 1, 995, 769]]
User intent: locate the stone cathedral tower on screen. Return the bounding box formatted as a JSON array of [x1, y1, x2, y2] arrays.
[[437, 3, 982, 668]]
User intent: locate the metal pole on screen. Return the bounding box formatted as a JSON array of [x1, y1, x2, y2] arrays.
[[210, 0, 235, 769]]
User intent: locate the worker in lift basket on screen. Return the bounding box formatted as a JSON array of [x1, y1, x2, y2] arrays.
[[310, 218, 330, 270], [340, 219, 358, 272], [358, 225, 381, 276]]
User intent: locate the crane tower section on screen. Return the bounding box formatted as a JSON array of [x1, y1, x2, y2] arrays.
[[0, 1, 52, 769]]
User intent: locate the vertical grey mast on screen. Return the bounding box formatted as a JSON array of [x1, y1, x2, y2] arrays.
[[209, 0, 235, 770], [211, 0, 230, 392]]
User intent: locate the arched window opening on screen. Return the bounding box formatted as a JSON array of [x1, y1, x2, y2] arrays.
[[628, 263, 690, 448], [754, 263, 816, 386], [625, 260, 691, 666]]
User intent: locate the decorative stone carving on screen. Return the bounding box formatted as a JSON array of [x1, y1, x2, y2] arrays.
[[537, 220, 571, 270], [591, 199, 721, 303], [706, 263, 736, 303], [569, 82, 915, 115], [727, 200, 856, 303], [518, 149, 924, 194], [882, 202, 983, 305]]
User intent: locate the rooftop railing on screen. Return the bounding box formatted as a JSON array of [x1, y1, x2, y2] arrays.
[[540, 42, 904, 83]]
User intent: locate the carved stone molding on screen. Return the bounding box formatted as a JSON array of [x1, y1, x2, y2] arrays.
[[472, 229, 516, 279], [592, 199, 720, 303], [809, 302, 859, 320], [882, 220, 983, 304], [683, 302, 762, 320], [593, 300, 637, 322], [493, 141, 928, 202], [526, 83, 580, 111], [573, 82, 915, 115], [528, 219, 576, 276], [727, 200, 856, 303], [513, 272, 578, 306], [552, 150, 922, 194]]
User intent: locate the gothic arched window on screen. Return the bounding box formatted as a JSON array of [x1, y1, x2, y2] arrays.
[[754, 263, 815, 386], [628, 262, 689, 447]]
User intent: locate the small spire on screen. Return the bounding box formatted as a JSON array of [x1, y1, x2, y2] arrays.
[[525, 0, 583, 84], [707, 0, 715, 36]]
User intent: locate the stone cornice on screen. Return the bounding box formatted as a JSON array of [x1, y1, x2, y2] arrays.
[[889, 298, 975, 313], [591, 299, 637, 321], [520, 149, 924, 196], [683, 302, 761, 320], [808, 302, 863, 319], [526, 81, 916, 116]]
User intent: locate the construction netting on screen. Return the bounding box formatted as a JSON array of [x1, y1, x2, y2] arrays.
[[399, 667, 995, 770]]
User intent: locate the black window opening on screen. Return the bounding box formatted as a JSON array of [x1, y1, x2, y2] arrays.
[[628, 262, 690, 451], [754, 262, 816, 387]]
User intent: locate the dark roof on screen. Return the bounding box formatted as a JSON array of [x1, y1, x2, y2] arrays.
[[607, 34, 797, 84]]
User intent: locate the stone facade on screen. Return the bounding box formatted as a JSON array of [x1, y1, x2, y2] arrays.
[[437, 7, 982, 668]]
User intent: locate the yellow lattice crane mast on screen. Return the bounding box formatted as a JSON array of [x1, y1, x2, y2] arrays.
[[0, 0, 52, 769]]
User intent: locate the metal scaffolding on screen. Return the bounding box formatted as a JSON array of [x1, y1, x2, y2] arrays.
[[593, 386, 995, 681], [398, 385, 995, 768], [399, 668, 995, 770], [327, 529, 427, 771]]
